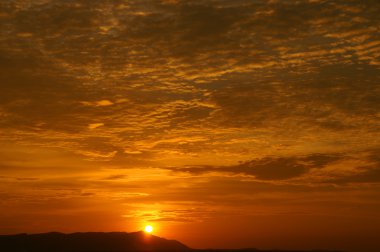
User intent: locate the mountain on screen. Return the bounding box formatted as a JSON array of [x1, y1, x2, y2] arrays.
[[0, 231, 190, 252], [0, 232, 343, 252]]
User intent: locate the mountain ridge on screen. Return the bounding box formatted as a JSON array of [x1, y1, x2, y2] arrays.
[[0, 231, 190, 252], [0, 232, 343, 252]]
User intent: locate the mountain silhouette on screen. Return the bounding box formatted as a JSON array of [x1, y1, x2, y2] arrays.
[[0, 231, 190, 252], [0, 232, 344, 252]]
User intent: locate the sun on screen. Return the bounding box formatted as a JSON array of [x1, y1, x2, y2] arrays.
[[144, 225, 153, 233]]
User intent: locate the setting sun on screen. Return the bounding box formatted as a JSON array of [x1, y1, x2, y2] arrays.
[[144, 225, 153, 233]]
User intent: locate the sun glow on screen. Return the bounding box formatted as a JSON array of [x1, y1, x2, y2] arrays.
[[144, 225, 153, 233]]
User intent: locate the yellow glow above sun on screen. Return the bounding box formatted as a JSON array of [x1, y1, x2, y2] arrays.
[[144, 225, 153, 233]]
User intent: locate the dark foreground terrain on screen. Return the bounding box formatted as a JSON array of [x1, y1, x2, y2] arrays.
[[0, 232, 342, 252], [0, 232, 188, 252]]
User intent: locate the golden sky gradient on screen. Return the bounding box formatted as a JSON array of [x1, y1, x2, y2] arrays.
[[0, 0, 380, 251]]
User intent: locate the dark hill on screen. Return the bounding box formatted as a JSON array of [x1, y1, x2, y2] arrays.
[[0, 231, 190, 252]]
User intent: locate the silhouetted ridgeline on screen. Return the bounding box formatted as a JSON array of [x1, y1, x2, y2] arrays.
[[0, 232, 343, 252], [0, 232, 189, 252], [193, 250, 343, 252]]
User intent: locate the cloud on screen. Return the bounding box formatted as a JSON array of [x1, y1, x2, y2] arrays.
[[0, 0, 379, 178], [88, 123, 104, 129], [77, 150, 117, 160], [102, 174, 127, 180], [168, 153, 344, 180], [167, 149, 380, 186], [81, 100, 114, 107], [318, 148, 380, 184], [122, 203, 215, 223]]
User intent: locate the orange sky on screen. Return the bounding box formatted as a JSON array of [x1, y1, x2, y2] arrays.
[[0, 1, 380, 252]]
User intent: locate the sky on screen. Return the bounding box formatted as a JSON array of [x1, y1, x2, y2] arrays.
[[0, 0, 380, 251]]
